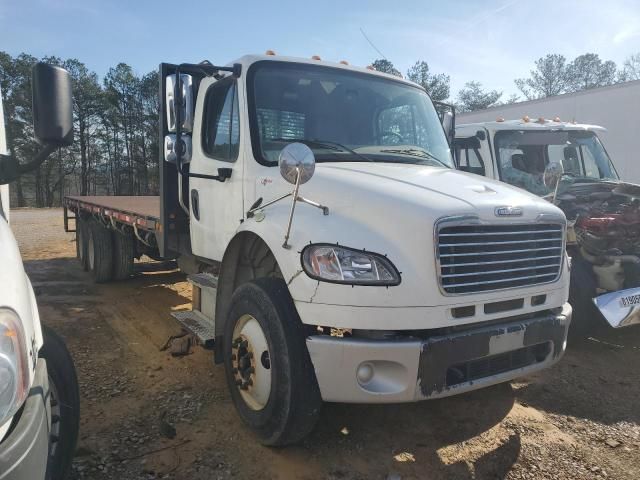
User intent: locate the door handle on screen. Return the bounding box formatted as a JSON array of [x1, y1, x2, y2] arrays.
[[191, 189, 200, 220]]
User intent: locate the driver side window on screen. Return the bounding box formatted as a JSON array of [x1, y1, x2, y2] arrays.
[[202, 79, 240, 162]]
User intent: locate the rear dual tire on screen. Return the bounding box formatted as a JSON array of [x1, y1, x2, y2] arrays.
[[80, 220, 135, 283], [75, 218, 89, 271], [87, 221, 114, 283]]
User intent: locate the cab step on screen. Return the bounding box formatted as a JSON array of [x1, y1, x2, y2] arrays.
[[171, 310, 215, 349], [169, 273, 218, 350], [188, 272, 218, 290]]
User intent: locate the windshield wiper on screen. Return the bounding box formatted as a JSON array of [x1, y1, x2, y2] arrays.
[[270, 138, 373, 162], [379, 148, 449, 168]]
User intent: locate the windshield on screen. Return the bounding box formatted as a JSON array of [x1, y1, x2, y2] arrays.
[[495, 130, 619, 196], [247, 62, 453, 168]]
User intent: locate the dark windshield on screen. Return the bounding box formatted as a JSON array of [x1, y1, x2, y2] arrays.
[[495, 130, 618, 196], [247, 61, 453, 168]]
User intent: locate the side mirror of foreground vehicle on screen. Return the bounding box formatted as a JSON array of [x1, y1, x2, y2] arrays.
[[0, 63, 73, 185]]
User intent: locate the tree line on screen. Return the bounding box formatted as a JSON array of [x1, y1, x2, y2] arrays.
[[0, 52, 159, 207], [374, 52, 640, 112], [1, 51, 639, 206]]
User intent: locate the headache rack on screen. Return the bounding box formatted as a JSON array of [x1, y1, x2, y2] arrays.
[[436, 222, 564, 295]]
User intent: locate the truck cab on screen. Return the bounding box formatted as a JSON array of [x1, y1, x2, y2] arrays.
[[0, 65, 79, 480], [455, 118, 640, 334]]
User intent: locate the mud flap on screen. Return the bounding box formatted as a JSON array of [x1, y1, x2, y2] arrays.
[[593, 287, 640, 328]]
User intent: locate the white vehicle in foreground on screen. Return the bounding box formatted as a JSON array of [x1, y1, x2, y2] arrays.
[[455, 118, 640, 335], [65, 54, 571, 445], [0, 64, 79, 479]]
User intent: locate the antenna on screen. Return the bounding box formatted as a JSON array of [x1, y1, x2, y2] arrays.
[[359, 28, 387, 60]]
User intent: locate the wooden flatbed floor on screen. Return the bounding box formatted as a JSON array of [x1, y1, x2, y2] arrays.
[[64, 195, 160, 231]]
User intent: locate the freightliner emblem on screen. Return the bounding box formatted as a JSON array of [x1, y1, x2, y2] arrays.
[[495, 206, 523, 217]]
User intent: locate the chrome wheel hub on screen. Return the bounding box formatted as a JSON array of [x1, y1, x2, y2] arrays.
[[232, 315, 271, 411]]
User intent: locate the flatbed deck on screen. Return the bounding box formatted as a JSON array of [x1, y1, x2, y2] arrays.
[[64, 195, 160, 231]]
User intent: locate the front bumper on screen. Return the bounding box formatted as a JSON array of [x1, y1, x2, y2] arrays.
[[593, 287, 640, 328], [306, 303, 571, 403], [0, 359, 51, 480]]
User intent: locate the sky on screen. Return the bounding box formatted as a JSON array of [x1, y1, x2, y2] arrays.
[[2, 0, 640, 99]]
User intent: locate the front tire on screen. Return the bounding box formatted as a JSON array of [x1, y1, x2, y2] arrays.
[[40, 326, 80, 480], [569, 258, 606, 339], [223, 278, 322, 446]]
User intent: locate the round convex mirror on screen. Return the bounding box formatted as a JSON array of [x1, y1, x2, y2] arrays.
[[543, 162, 564, 190], [279, 143, 316, 185]]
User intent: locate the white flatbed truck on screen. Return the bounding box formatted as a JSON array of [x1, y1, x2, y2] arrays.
[[64, 54, 572, 445]]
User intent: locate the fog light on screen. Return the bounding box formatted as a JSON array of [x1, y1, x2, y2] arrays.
[[356, 362, 374, 385]]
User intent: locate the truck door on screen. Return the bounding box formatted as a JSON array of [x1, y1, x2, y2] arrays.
[[189, 76, 244, 261], [454, 128, 496, 179]]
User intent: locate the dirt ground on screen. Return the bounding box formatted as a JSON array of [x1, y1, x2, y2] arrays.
[[10, 208, 640, 480]]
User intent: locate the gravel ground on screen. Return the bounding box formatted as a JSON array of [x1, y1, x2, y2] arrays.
[[10, 207, 640, 480]]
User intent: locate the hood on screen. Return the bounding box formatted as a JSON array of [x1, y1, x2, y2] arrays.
[[305, 163, 560, 223]]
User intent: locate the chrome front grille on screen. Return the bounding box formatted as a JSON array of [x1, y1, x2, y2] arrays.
[[437, 223, 564, 294]]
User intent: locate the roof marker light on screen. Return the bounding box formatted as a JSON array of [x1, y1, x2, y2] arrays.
[[496, 117, 505, 122], [553, 116, 561, 122], [366, 65, 375, 70], [522, 115, 530, 123], [339, 60, 349, 65], [265, 50, 276, 56], [311, 55, 321, 60], [537, 117, 545, 124]]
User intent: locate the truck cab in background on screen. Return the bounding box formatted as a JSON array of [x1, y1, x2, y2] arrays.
[[455, 118, 640, 335], [0, 65, 79, 480]]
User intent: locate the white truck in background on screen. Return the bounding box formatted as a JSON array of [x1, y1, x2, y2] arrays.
[[456, 80, 640, 183], [455, 118, 640, 335], [65, 53, 572, 445], [0, 64, 79, 480]]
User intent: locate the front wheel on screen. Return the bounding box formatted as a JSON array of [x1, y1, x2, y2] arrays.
[[40, 326, 80, 480], [223, 278, 322, 446]]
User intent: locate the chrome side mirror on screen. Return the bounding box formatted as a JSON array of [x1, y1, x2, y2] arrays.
[[164, 134, 192, 164], [279, 142, 316, 184], [247, 142, 328, 249], [165, 74, 194, 133]]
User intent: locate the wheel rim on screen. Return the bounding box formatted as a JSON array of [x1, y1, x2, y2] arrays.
[[231, 314, 272, 411], [48, 374, 61, 459], [87, 231, 95, 270]]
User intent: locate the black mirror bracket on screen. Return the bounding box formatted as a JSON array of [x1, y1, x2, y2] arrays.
[[0, 154, 18, 185], [0, 144, 57, 185]]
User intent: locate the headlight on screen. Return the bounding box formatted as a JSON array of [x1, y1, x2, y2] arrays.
[[301, 244, 401, 286], [0, 309, 29, 427]]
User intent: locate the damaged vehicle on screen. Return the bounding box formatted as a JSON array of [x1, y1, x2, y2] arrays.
[[455, 118, 640, 335]]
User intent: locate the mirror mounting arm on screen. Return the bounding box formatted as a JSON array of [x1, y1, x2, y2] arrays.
[[0, 144, 57, 185]]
